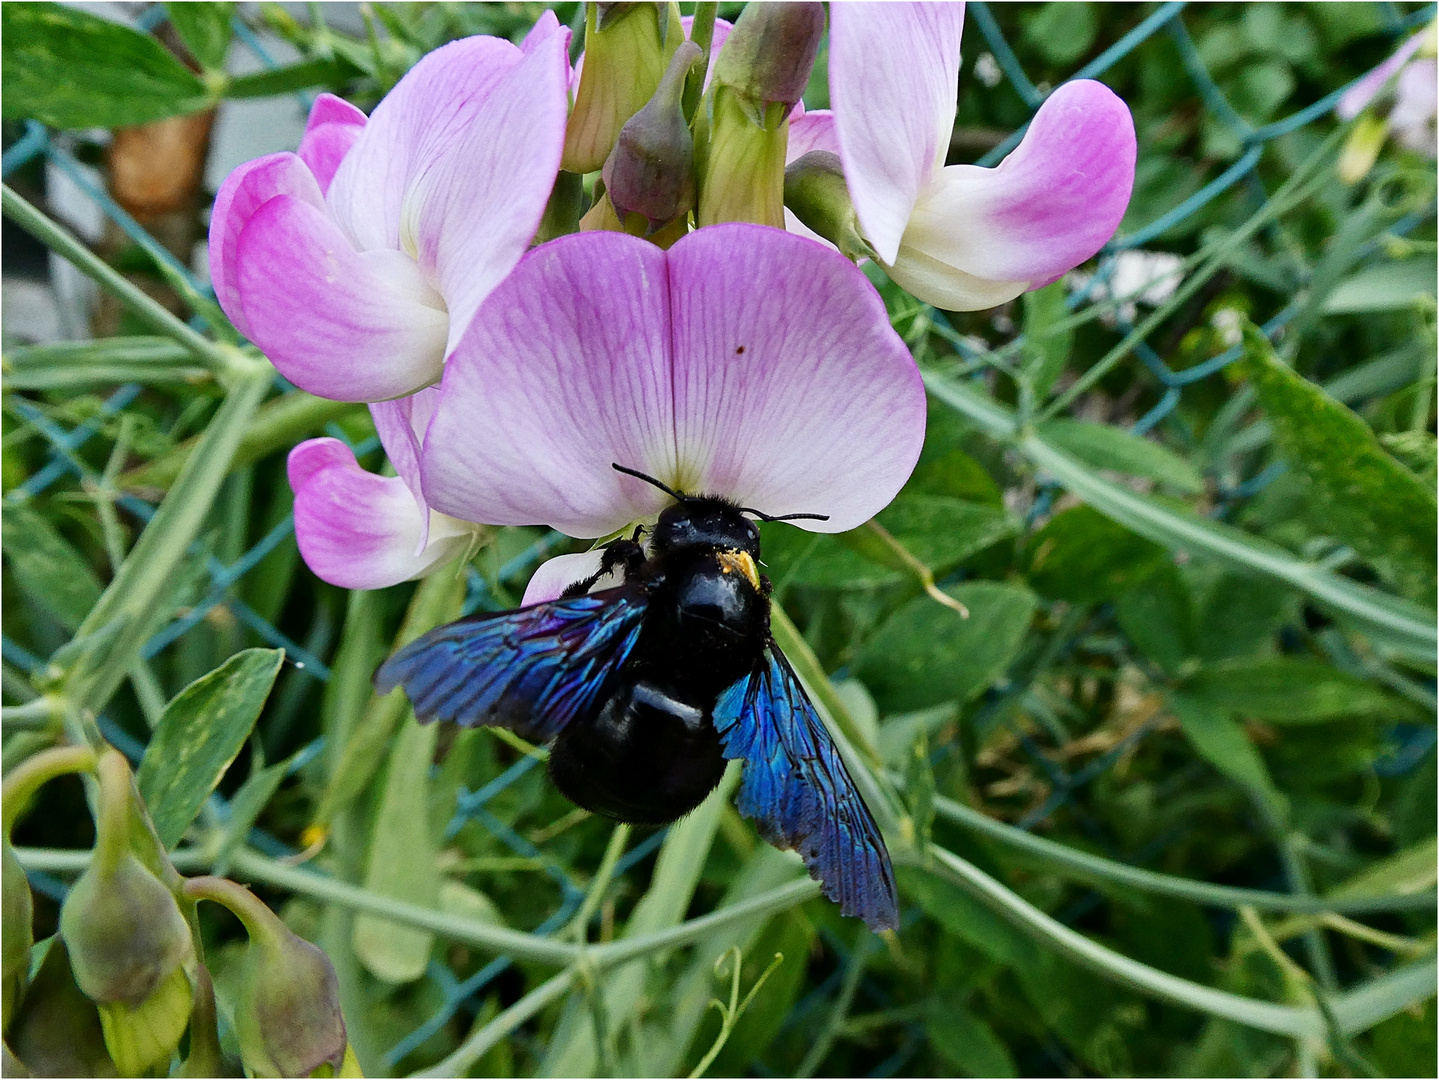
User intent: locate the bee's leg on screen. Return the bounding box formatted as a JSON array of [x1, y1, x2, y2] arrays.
[[759, 574, 774, 599], [560, 537, 647, 598]]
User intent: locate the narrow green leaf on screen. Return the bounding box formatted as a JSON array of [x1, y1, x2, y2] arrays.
[[163, 2, 234, 71], [135, 648, 284, 849], [545, 771, 741, 1077], [1, 505, 103, 632], [66, 366, 272, 717], [857, 581, 1037, 712], [1038, 419, 1205, 494], [4, 338, 208, 391], [352, 720, 441, 984], [927, 1005, 1018, 1078], [1241, 320, 1437, 602], [1323, 258, 1437, 314], [211, 753, 294, 876], [1181, 657, 1406, 723], [1170, 693, 1286, 816], [1326, 838, 1437, 900], [223, 57, 355, 99], [1, 3, 210, 128]]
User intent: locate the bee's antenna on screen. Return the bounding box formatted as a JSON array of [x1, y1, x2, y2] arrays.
[[612, 463, 690, 502], [739, 506, 831, 523]]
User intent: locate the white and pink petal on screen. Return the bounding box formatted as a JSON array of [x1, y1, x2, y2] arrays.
[[422, 233, 678, 538], [666, 226, 925, 532], [897, 79, 1135, 302], [297, 93, 367, 194], [234, 196, 448, 402], [289, 438, 471, 591], [208, 152, 326, 338], [829, 2, 965, 264]]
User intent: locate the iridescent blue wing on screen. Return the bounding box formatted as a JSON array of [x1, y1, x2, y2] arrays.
[[373, 586, 648, 742], [713, 646, 899, 932]]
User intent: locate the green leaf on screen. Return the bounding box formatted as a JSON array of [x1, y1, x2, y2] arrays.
[[1115, 563, 1194, 674], [1023, 2, 1097, 64], [1323, 258, 1437, 314], [223, 57, 357, 99], [4, 337, 209, 390], [211, 752, 293, 876], [135, 648, 284, 849], [924, 371, 1436, 658], [1170, 693, 1285, 816], [1242, 320, 1437, 603], [163, 2, 233, 71], [1021, 281, 1073, 397], [763, 496, 1016, 589], [1, 505, 103, 632], [2, 3, 210, 129], [353, 720, 441, 984], [1326, 837, 1437, 900], [1037, 419, 1205, 494], [927, 1005, 1018, 1078], [1180, 657, 1402, 724], [857, 581, 1037, 713], [1026, 505, 1169, 604]]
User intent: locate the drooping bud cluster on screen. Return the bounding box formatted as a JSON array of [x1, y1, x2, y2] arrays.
[[185, 876, 356, 1078], [4, 743, 357, 1078], [58, 751, 195, 1076]]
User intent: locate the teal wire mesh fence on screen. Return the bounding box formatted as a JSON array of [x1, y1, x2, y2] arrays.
[[3, 2, 1435, 1075]]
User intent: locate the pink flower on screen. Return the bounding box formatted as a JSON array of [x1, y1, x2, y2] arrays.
[[288, 391, 476, 590], [824, 2, 1136, 311], [210, 14, 571, 403], [1337, 25, 1437, 159], [415, 224, 927, 603]]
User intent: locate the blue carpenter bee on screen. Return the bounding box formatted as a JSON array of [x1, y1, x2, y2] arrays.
[[375, 465, 898, 932]]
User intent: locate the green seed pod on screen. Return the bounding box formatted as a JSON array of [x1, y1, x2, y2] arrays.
[[602, 41, 703, 234], [186, 877, 349, 1078]]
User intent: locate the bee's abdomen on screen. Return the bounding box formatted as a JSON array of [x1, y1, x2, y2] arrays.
[[548, 679, 728, 824]]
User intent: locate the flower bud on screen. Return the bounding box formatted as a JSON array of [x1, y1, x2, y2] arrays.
[[696, 84, 787, 227], [602, 41, 703, 235], [3, 840, 32, 1032], [783, 150, 876, 263], [185, 877, 350, 1078], [565, 1, 686, 174], [59, 751, 194, 1075], [709, 1, 824, 123], [5, 939, 117, 1076]]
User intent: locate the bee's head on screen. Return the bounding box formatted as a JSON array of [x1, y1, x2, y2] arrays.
[[611, 464, 828, 558], [652, 497, 760, 557]]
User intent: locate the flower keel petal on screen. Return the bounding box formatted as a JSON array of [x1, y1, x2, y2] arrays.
[[289, 439, 467, 590], [900, 79, 1136, 291]]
